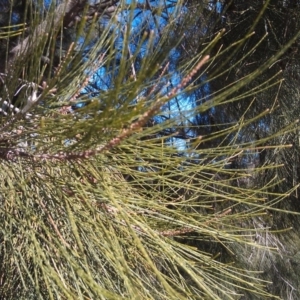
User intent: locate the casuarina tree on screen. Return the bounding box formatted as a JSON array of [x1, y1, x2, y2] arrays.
[[0, 0, 299, 299]]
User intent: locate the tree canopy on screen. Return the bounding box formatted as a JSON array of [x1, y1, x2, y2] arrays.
[[0, 0, 300, 299]]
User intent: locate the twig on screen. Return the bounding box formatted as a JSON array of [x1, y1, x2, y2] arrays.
[[0, 56, 210, 162], [99, 203, 232, 238], [40, 200, 71, 248], [147, 62, 170, 96]]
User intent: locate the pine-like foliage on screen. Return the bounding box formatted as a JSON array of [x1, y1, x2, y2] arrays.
[[0, 1, 299, 299]]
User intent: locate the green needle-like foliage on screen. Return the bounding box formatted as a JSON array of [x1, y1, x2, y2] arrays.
[[0, 1, 299, 299]]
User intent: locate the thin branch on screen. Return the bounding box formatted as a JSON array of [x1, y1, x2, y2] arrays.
[[0, 56, 210, 162], [39, 200, 71, 248]]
